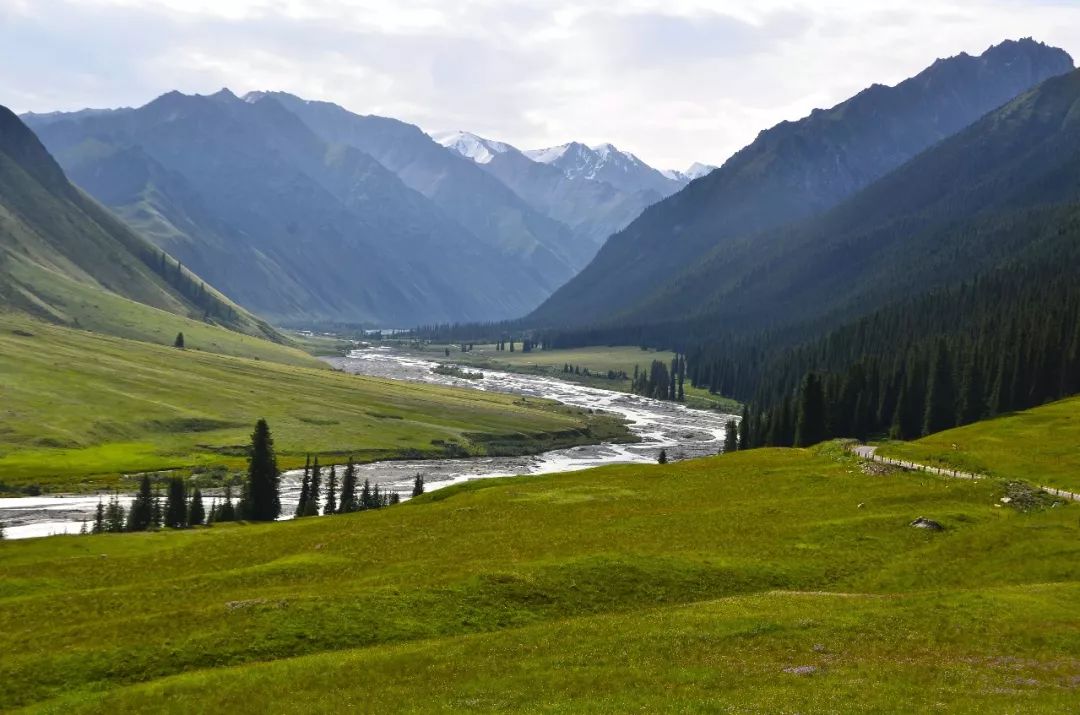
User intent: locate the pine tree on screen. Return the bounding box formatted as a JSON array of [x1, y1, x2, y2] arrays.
[[737, 406, 750, 449], [339, 458, 357, 513], [189, 488, 206, 526], [296, 454, 311, 517], [218, 484, 236, 522], [174, 332, 185, 349], [794, 373, 826, 447], [241, 419, 281, 521], [657, 449, 668, 464], [360, 478, 372, 510], [93, 499, 105, 534], [304, 457, 321, 517], [127, 475, 154, 532], [923, 341, 957, 436], [324, 465, 338, 515], [957, 353, 985, 426], [412, 473, 425, 497], [164, 476, 188, 528], [723, 419, 738, 453], [106, 493, 126, 533]]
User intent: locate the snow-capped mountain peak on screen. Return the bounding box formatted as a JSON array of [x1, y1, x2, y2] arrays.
[[662, 162, 717, 183], [432, 130, 511, 164]]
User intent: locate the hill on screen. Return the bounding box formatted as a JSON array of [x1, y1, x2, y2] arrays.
[[528, 38, 1074, 327], [1, 446, 1077, 711], [24, 91, 551, 326], [0, 105, 292, 354], [0, 313, 623, 492]]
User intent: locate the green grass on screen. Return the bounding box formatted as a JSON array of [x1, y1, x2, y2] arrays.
[[1, 446, 1077, 711], [403, 343, 741, 411], [0, 314, 629, 492], [877, 395, 1080, 492]]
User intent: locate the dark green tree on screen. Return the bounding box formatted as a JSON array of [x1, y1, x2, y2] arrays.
[[189, 488, 206, 526], [411, 473, 425, 497], [304, 457, 321, 517], [657, 449, 668, 464], [794, 373, 826, 447], [241, 419, 281, 521], [339, 458, 357, 513], [922, 341, 957, 436], [164, 476, 188, 528], [295, 454, 311, 517], [93, 499, 105, 534], [324, 465, 338, 515], [174, 332, 185, 348], [723, 419, 738, 453], [126, 475, 154, 532]]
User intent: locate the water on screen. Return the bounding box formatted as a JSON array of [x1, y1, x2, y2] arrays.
[[0, 347, 736, 540]]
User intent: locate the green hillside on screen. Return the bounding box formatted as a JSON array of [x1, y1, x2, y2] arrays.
[[879, 394, 1080, 492], [0, 314, 626, 492], [1, 447, 1076, 711], [0, 105, 290, 356]]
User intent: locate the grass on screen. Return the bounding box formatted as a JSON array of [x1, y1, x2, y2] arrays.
[[1, 446, 1077, 711], [0, 314, 629, 493], [877, 394, 1080, 492], [401, 343, 741, 411]]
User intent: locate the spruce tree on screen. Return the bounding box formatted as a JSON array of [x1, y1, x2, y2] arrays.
[[922, 341, 957, 436], [242, 419, 281, 521], [106, 494, 126, 533], [657, 449, 668, 464], [93, 499, 105, 534], [412, 473, 425, 497], [723, 419, 738, 453], [794, 373, 826, 447], [189, 488, 206, 526], [151, 486, 163, 528], [957, 353, 985, 426], [339, 458, 357, 513], [737, 406, 750, 449], [305, 457, 321, 517], [127, 475, 154, 532], [174, 332, 185, 349], [324, 465, 338, 515], [296, 454, 311, 517], [219, 484, 236, 522], [164, 476, 188, 528], [360, 478, 372, 510]]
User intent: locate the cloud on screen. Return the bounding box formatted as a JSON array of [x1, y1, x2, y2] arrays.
[[1, 0, 1078, 168]]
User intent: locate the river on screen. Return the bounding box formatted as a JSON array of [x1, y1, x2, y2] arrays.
[[0, 347, 737, 540]]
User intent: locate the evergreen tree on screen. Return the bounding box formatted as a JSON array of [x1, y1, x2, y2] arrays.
[[360, 478, 372, 510], [189, 488, 206, 526], [126, 475, 154, 532], [93, 499, 105, 534], [737, 406, 750, 449], [923, 341, 957, 436], [339, 458, 357, 513], [218, 484, 237, 522], [412, 473, 425, 497], [105, 494, 126, 533], [241, 419, 281, 521], [304, 457, 322, 517], [164, 476, 188, 528], [174, 332, 185, 348], [324, 465, 338, 515], [794, 373, 826, 447], [296, 454, 311, 517], [657, 449, 668, 464], [151, 486, 163, 528], [957, 353, 985, 425], [723, 419, 739, 453]]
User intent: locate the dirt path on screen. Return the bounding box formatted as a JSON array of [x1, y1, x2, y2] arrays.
[[850, 445, 1080, 502]]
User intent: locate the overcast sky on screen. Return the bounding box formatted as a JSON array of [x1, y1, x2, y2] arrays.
[[2, 0, 1078, 169]]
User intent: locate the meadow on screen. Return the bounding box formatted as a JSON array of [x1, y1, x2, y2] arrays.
[[0, 314, 627, 492], [878, 394, 1080, 492], [1, 445, 1077, 712]]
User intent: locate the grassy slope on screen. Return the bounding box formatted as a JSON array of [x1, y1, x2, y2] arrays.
[[1, 447, 1077, 711], [407, 343, 739, 411], [0, 314, 625, 491], [878, 395, 1080, 492]]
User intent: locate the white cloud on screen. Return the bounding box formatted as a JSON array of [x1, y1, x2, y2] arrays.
[[1, 0, 1078, 168]]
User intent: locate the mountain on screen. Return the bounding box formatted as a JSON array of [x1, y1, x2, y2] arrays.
[[435, 130, 666, 255], [662, 162, 716, 183], [25, 90, 544, 326], [524, 141, 683, 197], [244, 92, 586, 293], [529, 38, 1074, 327], [0, 104, 285, 346]]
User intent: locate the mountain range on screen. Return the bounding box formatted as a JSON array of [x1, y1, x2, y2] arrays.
[[528, 38, 1075, 330], [24, 92, 703, 326]]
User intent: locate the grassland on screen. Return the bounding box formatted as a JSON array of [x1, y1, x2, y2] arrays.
[[402, 343, 741, 411], [878, 394, 1080, 492], [1, 446, 1077, 712], [0, 313, 629, 493]]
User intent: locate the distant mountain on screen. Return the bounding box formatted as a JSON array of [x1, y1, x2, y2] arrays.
[[435, 130, 666, 256], [662, 162, 716, 183], [529, 38, 1074, 327], [246, 92, 587, 294], [26, 90, 545, 326], [0, 104, 281, 343], [525, 141, 683, 197]]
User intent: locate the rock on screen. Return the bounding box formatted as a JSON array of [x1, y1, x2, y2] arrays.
[[1000, 496, 1012, 504], [857, 502, 865, 509], [910, 517, 944, 531], [782, 665, 820, 676]]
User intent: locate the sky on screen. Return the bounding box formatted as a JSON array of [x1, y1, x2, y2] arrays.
[[2, 0, 1078, 169]]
